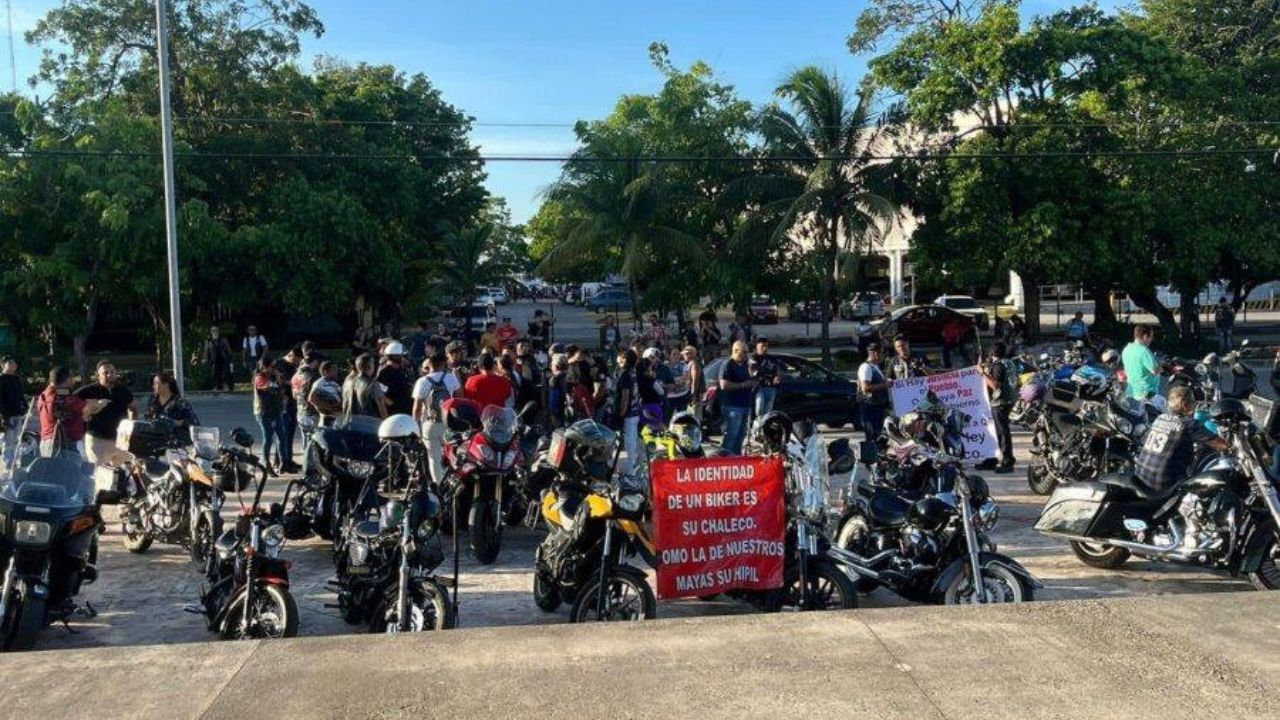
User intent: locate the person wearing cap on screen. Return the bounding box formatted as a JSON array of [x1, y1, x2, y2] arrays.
[[1, 357, 27, 468], [377, 341, 415, 417]]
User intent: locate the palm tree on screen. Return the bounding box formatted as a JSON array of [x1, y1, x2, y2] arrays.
[[537, 132, 702, 316], [435, 220, 501, 311], [726, 67, 898, 364]]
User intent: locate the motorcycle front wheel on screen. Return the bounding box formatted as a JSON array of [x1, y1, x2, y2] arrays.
[[1026, 461, 1058, 496], [570, 566, 656, 622], [190, 513, 216, 575], [777, 558, 859, 611], [219, 584, 299, 640], [941, 564, 1032, 605], [469, 499, 502, 565], [533, 564, 562, 612], [1247, 534, 1280, 591], [374, 579, 455, 633], [0, 585, 46, 652], [122, 516, 153, 554]]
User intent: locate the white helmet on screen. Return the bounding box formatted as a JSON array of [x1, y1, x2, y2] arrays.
[[378, 414, 420, 442], [383, 341, 406, 356], [642, 347, 662, 361]]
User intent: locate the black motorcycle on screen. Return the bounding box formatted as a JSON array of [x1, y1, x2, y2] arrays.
[[832, 410, 1040, 604], [1036, 398, 1280, 589], [287, 415, 388, 546], [117, 420, 227, 573], [331, 431, 455, 633], [195, 430, 298, 640], [0, 452, 111, 651]]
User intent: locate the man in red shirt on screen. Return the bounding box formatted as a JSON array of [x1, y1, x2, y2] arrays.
[[464, 354, 514, 410], [38, 366, 106, 457], [495, 317, 520, 352]]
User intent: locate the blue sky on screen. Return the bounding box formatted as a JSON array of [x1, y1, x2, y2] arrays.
[[9, 1, 1120, 223]]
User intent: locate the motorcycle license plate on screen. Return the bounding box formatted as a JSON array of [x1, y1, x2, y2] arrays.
[[411, 568, 435, 579], [347, 565, 371, 575]]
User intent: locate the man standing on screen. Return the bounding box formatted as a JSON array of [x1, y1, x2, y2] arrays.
[[983, 342, 1016, 473], [1122, 325, 1161, 401], [276, 347, 303, 474], [528, 310, 553, 350], [857, 343, 891, 442], [750, 338, 781, 419], [599, 315, 621, 356], [480, 322, 500, 355], [1214, 297, 1237, 353], [728, 313, 754, 347], [496, 317, 520, 352], [205, 326, 234, 392], [887, 336, 930, 381], [1, 358, 27, 468], [241, 325, 268, 381], [413, 354, 462, 484], [1066, 311, 1087, 342], [465, 354, 515, 410], [342, 354, 388, 421], [75, 361, 137, 466], [515, 340, 543, 413], [407, 321, 430, 372], [377, 342, 415, 417], [565, 345, 597, 421], [311, 361, 343, 428], [291, 352, 321, 459], [718, 341, 755, 455], [698, 307, 722, 364]]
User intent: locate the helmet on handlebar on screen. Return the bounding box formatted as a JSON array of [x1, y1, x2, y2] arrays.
[[751, 411, 791, 454], [377, 414, 421, 443], [213, 456, 252, 492], [554, 420, 618, 480], [668, 411, 702, 454]]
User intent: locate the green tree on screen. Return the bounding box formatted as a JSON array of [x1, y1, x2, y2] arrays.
[[725, 67, 897, 364]]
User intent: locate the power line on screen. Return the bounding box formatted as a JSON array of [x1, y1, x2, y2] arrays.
[[2, 147, 1277, 163]]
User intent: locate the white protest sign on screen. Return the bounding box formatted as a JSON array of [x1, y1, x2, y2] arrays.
[[888, 366, 998, 465]]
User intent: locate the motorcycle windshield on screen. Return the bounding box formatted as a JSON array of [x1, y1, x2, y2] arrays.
[[481, 406, 516, 447], [0, 454, 97, 509]]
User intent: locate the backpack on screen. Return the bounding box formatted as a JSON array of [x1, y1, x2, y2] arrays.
[[423, 375, 450, 422]]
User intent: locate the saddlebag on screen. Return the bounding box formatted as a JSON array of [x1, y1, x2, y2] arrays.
[[1034, 482, 1108, 538]]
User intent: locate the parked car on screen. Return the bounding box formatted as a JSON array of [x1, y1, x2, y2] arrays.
[[473, 287, 496, 306], [584, 289, 635, 313], [933, 295, 990, 331], [563, 288, 580, 305], [489, 286, 509, 305], [699, 353, 859, 434], [871, 304, 975, 346], [749, 296, 780, 325], [788, 301, 827, 323], [840, 292, 886, 321]]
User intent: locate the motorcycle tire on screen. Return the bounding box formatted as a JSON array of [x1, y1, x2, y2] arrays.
[[1246, 534, 1280, 591], [1070, 541, 1130, 569], [569, 566, 656, 623], [190, 514, 215, 574], [833, 514, 882, 594], [1, 585, 46, 652], [776, 557, 859, 612], [469, 499, 502, 565], [372, 579, 455, 633], [533, 567, 562, 613], [940, 563, 1033, 605], [122, 522, 153, 554], [1026, 462, 1058, 496], [219, 584, 299, 640], [312, 481, 334, 541]]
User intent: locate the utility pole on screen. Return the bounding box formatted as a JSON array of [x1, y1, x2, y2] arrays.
[[6, 0, 16, 91], [154, 0, 185, 393]]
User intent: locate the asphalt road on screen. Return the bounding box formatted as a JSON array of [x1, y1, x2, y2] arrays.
[[29, 392, 1262, 653]]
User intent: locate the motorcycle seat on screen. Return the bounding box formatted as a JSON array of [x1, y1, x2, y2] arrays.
[[1098, 473, 1162, 501], [867, 490, 911, 527]]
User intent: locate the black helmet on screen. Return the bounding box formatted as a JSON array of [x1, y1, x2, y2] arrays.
[[752, 411, 792, 454], [564, 420, 618, 470], [906, 496, 952, 532]]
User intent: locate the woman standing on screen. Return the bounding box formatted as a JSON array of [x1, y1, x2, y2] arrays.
[[148, 371, 200, 443], [252, 356, 287, 474], [614, 349, 641, 475], [636, 357, 665, 431]]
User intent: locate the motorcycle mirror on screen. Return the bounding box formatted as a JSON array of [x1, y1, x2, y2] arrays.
[[231, 427, 255, 449], [1241, 339, 1250, 348]]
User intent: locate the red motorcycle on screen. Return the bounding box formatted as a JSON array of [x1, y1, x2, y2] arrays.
[[440, 400, 530, 564]]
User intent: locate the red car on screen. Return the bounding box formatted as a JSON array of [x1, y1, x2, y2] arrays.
[[871, 304, 975, 345]]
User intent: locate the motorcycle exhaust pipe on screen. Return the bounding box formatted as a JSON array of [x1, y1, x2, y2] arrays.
[[826, 546, 896, 579], [1057, 523, 1192, 557]]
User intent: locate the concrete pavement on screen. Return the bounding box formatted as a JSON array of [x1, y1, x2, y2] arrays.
[[3, 592, 1277, 719]]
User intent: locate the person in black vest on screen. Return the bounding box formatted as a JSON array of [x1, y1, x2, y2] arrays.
[[204, 326, 234, 392], [75, 360, 137, 467], [1, 357, 28, 468]]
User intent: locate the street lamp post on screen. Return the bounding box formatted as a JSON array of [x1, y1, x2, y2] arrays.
[[154, 0, 185, 393]]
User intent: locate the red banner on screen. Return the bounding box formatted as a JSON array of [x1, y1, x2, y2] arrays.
[[651, 455, 787, 600]]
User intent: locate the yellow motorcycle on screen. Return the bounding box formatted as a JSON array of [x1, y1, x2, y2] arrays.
[[532, 421, 658, 622]]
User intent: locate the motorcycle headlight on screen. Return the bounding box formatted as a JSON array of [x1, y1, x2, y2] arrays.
[[1115, 418, 1133, 435], [978, 500, 1000, 531], [340, 459, 376, 479], [14, 520, 52, 546], [617, 493, 645, 514], [262, 523, 286, 558]]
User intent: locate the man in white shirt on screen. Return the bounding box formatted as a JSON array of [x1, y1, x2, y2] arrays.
[[242, 324, 268, 378], [412, 353, 462, 484]]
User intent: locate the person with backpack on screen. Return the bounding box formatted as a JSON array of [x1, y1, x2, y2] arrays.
[[983, 341, 1016, 473], [413, 353, 462, 484]]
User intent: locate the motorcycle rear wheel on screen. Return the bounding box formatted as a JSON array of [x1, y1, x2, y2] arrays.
[[190, 514, 215, 574], [532, 566, 562, 612], [570, 566, 656, 622], [219, 584, 299, 640], [122, 519, 153, 554], [1247, 535, 1280, 591], [1026, 461, 1058, 496], [833, 515, 881, 594], [778, 558, 859, 611], [941, 564, 1032, 605], [1070, 541, 1131, 569]]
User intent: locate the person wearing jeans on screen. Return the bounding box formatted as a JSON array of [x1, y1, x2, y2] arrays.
[[719, 341, 756, 455], [751, 338, 780, 422], [983, 341, 1016, 473], [613, 349, 642, 475], [857, 343, 891, 442], [252, 356, 287, 474]]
